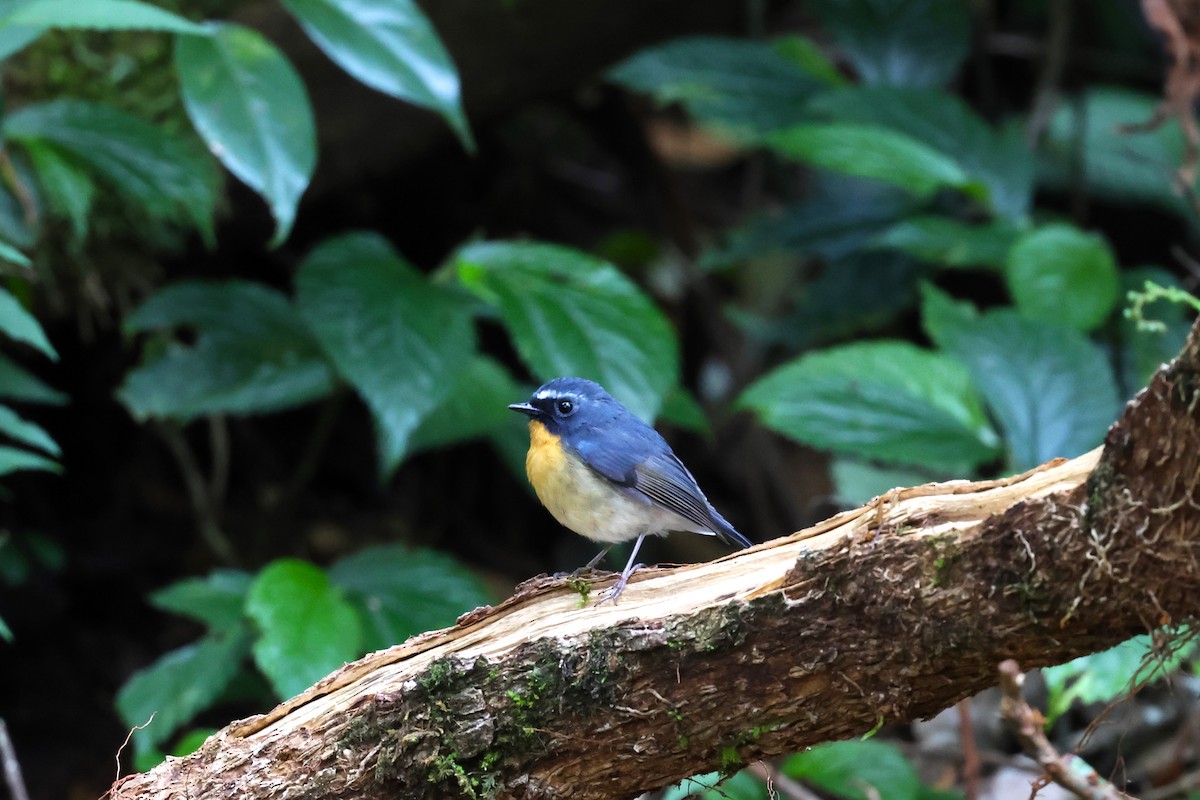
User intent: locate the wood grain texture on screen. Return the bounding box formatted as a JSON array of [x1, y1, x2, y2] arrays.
[[112, 320, 1200, 800]]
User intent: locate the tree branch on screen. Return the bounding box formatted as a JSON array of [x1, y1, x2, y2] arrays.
[[111, 320, 1200, 800]]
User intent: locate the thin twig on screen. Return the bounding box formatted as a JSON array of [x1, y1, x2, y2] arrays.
[[752, 762, 824, 800], [207, 415, 230, 513], [1025, 0, 1073, 148], [154, 422, 238, 565], [997, 660, 1136, 800], [0, 719, 30, 800], [958, 699, 981, 800]]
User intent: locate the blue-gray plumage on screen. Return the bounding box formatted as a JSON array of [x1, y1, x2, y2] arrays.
[[509, 377, 751, 604]]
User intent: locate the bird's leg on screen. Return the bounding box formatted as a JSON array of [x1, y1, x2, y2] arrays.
[[595, 533, 647, 606], [554, 545, 612, 579]]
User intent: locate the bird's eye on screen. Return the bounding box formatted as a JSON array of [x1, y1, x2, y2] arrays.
[[556, 399, 574, 416]]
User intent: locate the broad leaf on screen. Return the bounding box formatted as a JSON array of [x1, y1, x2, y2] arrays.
[[831, 457, 947, 507], [296, 232, 473, 476], [808, 87, 1035, 220], [0, 286, 55, 359], [329, 545, 493, 651], [0, 238, 29, 268], [739, 340, 1001, 472], [246, 559, 363, 699], [0, 354, 66, 404], [925, 305, 1120, 471], [0, 23, 43, 62], [662, 770, 769, 800], [608, 36, 825, 138], [119, 281, 336, 422], [808, 0, 969, 89], [22, 139, 95, 239], [1043, 632, 1192, 723], [4, 100, 218, 241], [0, 404, 57, 455], [873, 216, 1020, 269], [150, 570, 254, 632], [1005, 224, 1119, 332], [766, 123, 975, 200], [0, 443, 57, 475], [454, 241, 679, 422], [783, 740, 920, 800], [280, 0, 471, 149], [408, 356, 519, 454], [175, 22, 316, 246], [1041, 88, 1191, 221], [1, 0, 206, 33]]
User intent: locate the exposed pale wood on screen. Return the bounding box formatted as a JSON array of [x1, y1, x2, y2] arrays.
[[111, 321, 1200, 800]]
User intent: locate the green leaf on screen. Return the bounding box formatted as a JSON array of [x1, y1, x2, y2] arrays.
[[0, 23, 44, 62], [280, 0, 472, 150], [0, 614, 11, 642], [1005, 224, 1119, 332], [150, 570, 254, 632], [1, 0, 207, 33], [873, 216, 1021, 269], [329, 545, 493, 651], [0, 354, 66, 404], [454, 241, 679, 422], [175, 22, 316, 246], [1041, 88, 1192, 220], [808, 0, 969, 89], [0, 238, 29, 268], [662, 769, 768, 800], [245, 559, 363, 699], [0, 287, 54, 359], [296, 232, 474, 476], [119, 281, 337, 422], [659, 384, 710, 436], [408, 356, 519, 454], [608, 36, 824, 139], [918, 282, 978, 350], [703, 173, 915, 268], [0, 444, 58, 475], [115, 625, 253, 758], [772, 35, 848, 88], [830, 457, 945, 507], [739, 341, 1001, 472], [808, 87, 1035, 220], [1119, 267, 1193, 395], [171, 727, 217, 758], [783, 740, 920, 800], [926, 306, 1120, 471], [1043, 633, 1192, 723], [766, 123, 974, 200], [4, 100, 218, 241], [23, 140, 95, 240], [0, 404, 57, 455]]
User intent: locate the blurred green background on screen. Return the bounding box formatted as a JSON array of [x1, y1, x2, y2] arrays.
[[1, 0, 1198, 798]]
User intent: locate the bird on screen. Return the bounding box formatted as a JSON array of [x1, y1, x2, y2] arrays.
[[508, 376, 751, 604]]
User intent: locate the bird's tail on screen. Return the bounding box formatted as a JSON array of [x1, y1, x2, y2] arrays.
[[707, 506, 752, 549]]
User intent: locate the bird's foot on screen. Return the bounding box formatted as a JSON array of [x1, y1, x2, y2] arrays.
[[593, 563, 645, 606]]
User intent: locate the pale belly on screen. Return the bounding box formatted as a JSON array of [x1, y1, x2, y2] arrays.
[[525, 422, 700, 543]]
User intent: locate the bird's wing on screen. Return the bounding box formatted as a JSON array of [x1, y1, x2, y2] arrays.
[[631, 452, 718, 533]]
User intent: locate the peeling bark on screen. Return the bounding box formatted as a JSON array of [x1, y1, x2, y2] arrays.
[[111, 320, 1200, 800]]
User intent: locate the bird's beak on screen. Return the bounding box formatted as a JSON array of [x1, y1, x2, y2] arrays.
[[508, 402, 538, 417]]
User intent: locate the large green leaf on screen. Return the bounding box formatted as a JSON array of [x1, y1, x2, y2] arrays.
[[22, 139, 95, 240], [0, 354, 65, 404], [0, 22, 43, 62], [1005, 224, 1119, 332], [783, 740, 920, 800], [808, 0, 969, 89], [738, 340, 1001, 472], [0, 443, 58, 475], [808, 87, 1035, 220], [408, 356, 519, 455], [872, 216, 1021, 270], [4, 100, 219, 241], [454, 241, 679, 422], [608, 36, 825, 139], [925, 303, 1120, 471], [150, 570, 254, 632], [766, 123, 975, 200], [0, 238, 29, 268], [296, 232, 474, 476], [662, 770, 768, 800], [0, 404, 57, 455], [329, 545, 493, 651], [175, 22, 316, 247], [1043, 633, 1192, 723], [280, 0, 471, 149], [115, 624, 253, 757], [1041, 88, 1191, 220], [245, 559, 363, 699], [0, 286, 55, 359], [0, 0, 207, 33], [119, 281, 337, 422]]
